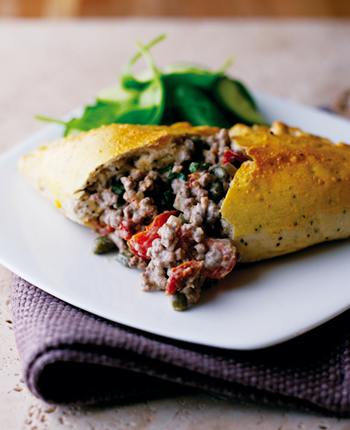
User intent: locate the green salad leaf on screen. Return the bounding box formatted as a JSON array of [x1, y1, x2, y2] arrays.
[[121, 34, 166, 91], [116, 40, 165, 125], [164, 84, 233, 128], [213, 77, 268, 126], [36, 35, 268, 135]]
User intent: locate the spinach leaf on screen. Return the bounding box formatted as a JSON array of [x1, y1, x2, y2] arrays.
[[64, 101, 131, 135], [96, 83, 137, 104], [165, 84, 232, 128], [162, 57, 233, 90], [37, 100, 134, 136], [37, 41, 164, 133], [213, 77, 269, 126], [121, 34, 166, 91], [36, 35, 268, 135], [117, 40, 164, 125]]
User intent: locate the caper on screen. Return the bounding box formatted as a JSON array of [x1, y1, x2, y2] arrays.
[[171, 293, 188, 311], [115, 249, 133, 267], [110, 175, 125, 196], [111, 183, 125, 196], [162, 190, 174, 210], [92, 237, 117, 254], [160, 164, 173, 175], [189, 162, 201, 173], [167, 171, 177, 182], [168, 172, 187, 182], [113, 196, 126, 210], [177, 172, 187, 181], [164, 190, 173, 202], [209, 182, 223, 203], [211, 166, 228, 182], [178, 213, 186, 224]]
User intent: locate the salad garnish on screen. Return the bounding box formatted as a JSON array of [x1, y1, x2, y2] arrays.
[[36, 35, 268, 135]]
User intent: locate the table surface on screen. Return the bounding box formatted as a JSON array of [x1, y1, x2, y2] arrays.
[[1, 18, 350, 430]]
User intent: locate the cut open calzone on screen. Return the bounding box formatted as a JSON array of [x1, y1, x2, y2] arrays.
[[18, 121, 350, 309]]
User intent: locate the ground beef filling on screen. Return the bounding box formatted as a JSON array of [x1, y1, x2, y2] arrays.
[[89, 129, 243, 304]]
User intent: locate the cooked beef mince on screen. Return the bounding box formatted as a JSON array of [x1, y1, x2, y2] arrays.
[[88, 129, 246, 308]]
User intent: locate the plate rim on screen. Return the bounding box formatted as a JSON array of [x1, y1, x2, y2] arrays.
[[1, 91, 350, 350]]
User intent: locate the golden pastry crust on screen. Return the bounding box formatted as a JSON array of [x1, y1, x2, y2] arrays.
[[221, 122, 350, 261]]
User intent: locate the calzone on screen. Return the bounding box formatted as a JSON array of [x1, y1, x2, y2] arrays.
[[18, 121, 350, 307]]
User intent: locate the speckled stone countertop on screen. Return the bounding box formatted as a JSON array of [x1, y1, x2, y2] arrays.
[[1, 18, 350, 430]]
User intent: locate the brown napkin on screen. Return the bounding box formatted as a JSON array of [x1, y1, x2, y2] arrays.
[[11, 274, 350, 416]]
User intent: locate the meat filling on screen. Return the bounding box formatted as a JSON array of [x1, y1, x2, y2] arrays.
[[88, 129, 246, 306]]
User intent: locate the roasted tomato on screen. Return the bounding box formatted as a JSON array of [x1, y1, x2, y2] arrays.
[[165, 260, 204, 296], [119, 220, 135, 240], [202, 237, 237, 279], [128, 211, 178, 259], [223, 148, 248, 166], [175, 228, 193, 259]]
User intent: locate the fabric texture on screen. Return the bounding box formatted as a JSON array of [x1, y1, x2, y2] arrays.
[[11, 274, 350, 416]]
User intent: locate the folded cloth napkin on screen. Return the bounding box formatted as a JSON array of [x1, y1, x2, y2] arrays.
[[11, 274, 350, 416]]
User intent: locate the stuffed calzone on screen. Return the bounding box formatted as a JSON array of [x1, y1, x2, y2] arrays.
[[18, 121, 350, 309]]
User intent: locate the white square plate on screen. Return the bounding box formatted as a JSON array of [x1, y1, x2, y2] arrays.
[[1, 90, 350, 350]]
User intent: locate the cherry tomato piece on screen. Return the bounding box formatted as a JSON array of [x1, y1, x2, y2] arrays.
[[166, 260, 204, 296], [120, 220, 135, 240], [128, 211, 178, 259], [223, 148, 248, 165], [202, 237, 237, 279]]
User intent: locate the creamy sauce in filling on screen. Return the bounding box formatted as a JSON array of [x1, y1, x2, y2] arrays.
[[87, 129, 246, 304]]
